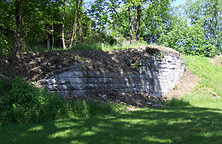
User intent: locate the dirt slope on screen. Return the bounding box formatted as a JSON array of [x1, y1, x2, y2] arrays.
[[163, 69, 200, 100], [14, 47, 151, 81]]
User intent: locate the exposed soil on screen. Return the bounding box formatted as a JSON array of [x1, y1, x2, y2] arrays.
[[13, 47, 152, 81], [163, 68, 200, 100], [13, 45, 181, 82], [1, 46, 200, 107], [210, 55, 222, 67]]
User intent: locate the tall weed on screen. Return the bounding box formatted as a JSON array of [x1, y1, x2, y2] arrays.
[[0, 78, 123, 124], [0, 78, 65, 123], [165, 98, 190, 107]]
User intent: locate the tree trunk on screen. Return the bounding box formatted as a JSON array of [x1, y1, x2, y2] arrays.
[[79, 25, 83, 42], [9, 0, 22, 64], [136, 5, 141, 43], [52, 19, 54, 50], [51, 6, 54, 49], [69, 0, 80, 48], [47, 39, 50, 50], [62, 0, 66, 50], [78, 0, 83, 43], [47, 25, 50, 50], [128, 7, 133, 44]]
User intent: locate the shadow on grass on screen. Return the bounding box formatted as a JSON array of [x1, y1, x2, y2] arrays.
[[1, 106, 222, 144]]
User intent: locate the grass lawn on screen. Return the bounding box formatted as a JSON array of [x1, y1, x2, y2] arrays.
[[1, 106, 222, 144], [1, 55, 222, 144]]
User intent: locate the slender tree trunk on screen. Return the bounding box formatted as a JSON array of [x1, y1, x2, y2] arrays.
[[69, 0, 80, 48], [78, 0, 83, 43], [128, 7, 133, 44], [47, 25, 50, 50], [47, 39, 50, 50], [51, 6, 54, 49], [52, 19, 54, 49], [209, 17, 217, 47], [136, 5, 141, 43], [62, 0, 66, 50], [79, 25, 83, 42], [9, 0, 22, 64]]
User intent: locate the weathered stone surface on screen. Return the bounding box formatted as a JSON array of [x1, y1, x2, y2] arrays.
[[37, 47, 185, 98]]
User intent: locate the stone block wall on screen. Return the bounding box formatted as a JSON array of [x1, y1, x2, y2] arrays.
[[37, 46, 185, 97], [140, 55, 185, 96]]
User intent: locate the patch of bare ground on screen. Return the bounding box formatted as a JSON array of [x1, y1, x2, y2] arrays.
[[13, 48, 150, 81], [210, 55, 222, 67], [163, 68, 200, 100]]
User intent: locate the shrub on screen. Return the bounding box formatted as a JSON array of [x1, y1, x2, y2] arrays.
[[0, 78, 66, 123], [0, 78, 123, 124]]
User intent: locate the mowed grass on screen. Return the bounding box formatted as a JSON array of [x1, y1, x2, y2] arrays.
[[1, 107, 222, 144], [1, 55, 222, 144]]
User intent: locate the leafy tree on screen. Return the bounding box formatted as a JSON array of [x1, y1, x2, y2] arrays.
[[184, 0, 222, 55], [1, 0, 220, 58], [159, 0, 221, 56], [141, 0, 173, 43], [69, 0, 83, 48], [88, 0, 111, 32], [108, 0, 172, 44], [0, 0, 64, 57]]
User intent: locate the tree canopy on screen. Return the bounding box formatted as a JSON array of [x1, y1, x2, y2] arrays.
[[1, 0, 222, 61]]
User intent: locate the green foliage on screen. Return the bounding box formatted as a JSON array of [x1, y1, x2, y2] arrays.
[[0, 78, 65, 123], [132, 62, 141, 71], [0, 78, 123, 124], [69, 41, 147, 51], [1, 0, 221, 56], [109, 0, 172, 44], [165, 98, 190, 107], [0, 32, 11, 56], [158, 0, 222, 57], [67, 100, 120, 117]]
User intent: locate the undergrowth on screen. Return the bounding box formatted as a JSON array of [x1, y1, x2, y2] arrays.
[[25, 42, 148, 53], [165, 98, 190, 107], [0, 78, 125, 124]]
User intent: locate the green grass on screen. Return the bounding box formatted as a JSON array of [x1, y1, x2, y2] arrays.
[[68, 41, 148, 51], [26, 42, 148, 52], [181, 55, 222, 107], [1, 107, 222, 144], [102, 41, 148, 51], [1, 55, 222, 144]]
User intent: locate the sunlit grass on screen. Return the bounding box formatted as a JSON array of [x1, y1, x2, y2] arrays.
[[69, 41, 148, 51], [27, 42, 149, 52], [182, 55, 222, 94], [102, 41, 148, 51], [181, 55, 222, 108]]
